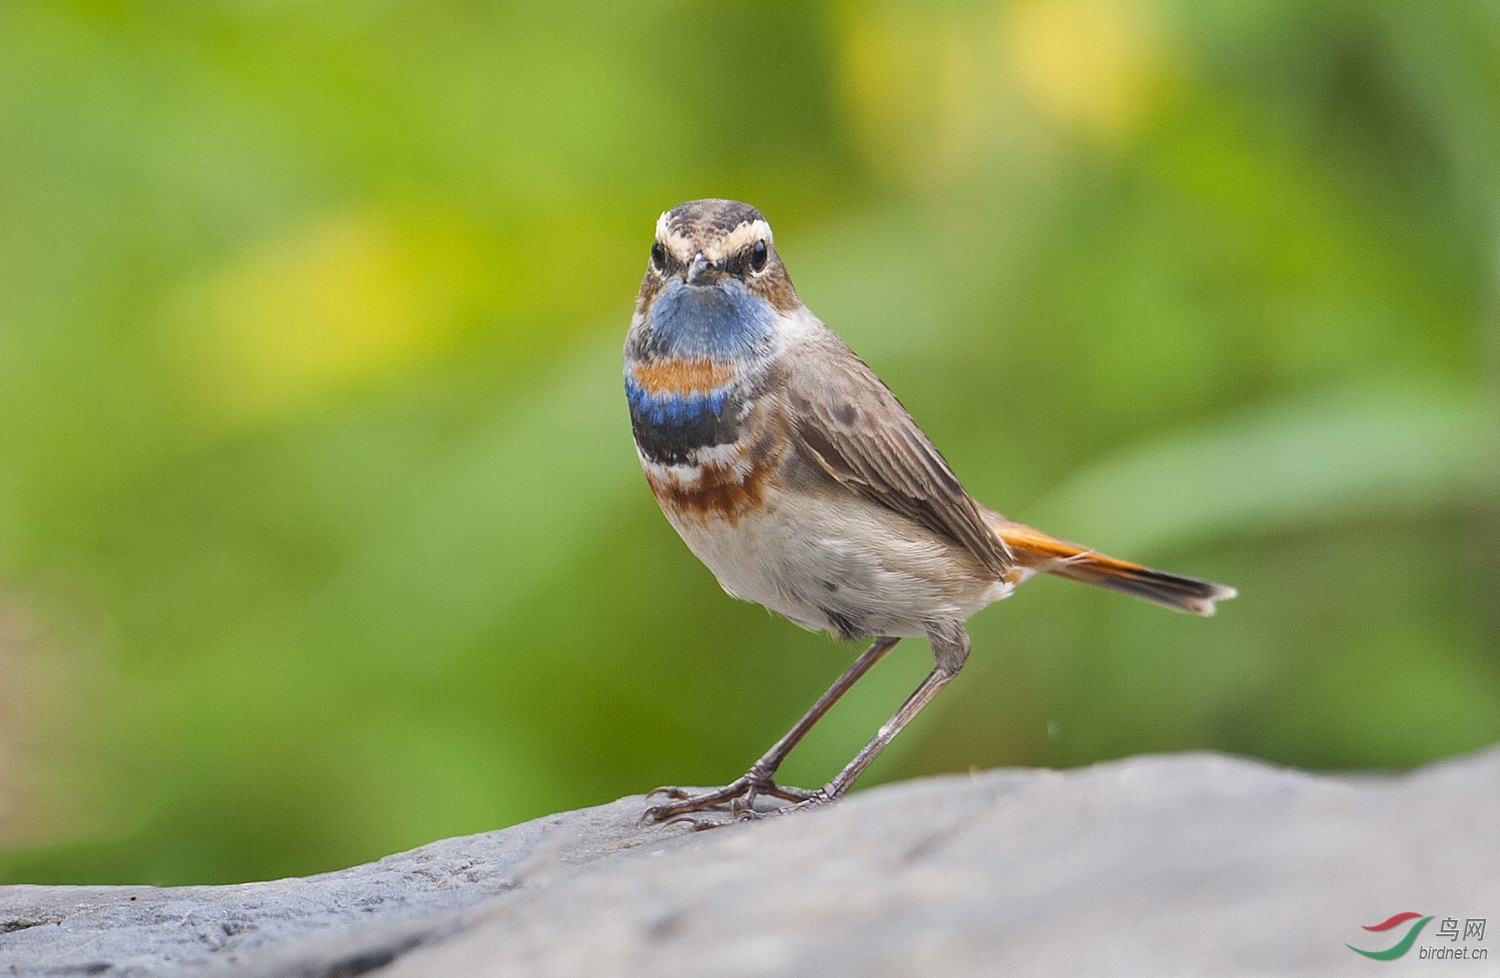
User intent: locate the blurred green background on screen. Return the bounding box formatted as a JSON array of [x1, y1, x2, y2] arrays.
[[1, 0, 1497, 886]]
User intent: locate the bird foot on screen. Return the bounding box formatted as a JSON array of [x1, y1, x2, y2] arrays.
[[649, 789, 837, 830], [639, 772, 821, 827]]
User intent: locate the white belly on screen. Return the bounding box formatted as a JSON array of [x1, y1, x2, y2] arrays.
[[661, 481, 1011, 639]]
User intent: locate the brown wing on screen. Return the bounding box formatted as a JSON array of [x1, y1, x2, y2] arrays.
[[781, 329, 1013, 577]]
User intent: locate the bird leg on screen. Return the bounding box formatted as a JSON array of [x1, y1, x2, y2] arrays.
[[802, 622, 970, 808], [640, 636, 900, 824]]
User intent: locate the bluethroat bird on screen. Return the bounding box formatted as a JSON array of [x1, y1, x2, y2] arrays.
[[625, 199, 1236, 826]]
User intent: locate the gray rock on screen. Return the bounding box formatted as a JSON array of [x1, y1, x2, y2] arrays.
[[2, 749, 1496, 977]]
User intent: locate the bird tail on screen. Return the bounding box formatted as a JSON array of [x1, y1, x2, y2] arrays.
[[989, 518, 1236, 616]]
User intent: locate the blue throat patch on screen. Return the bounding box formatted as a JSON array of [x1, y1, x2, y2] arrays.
[[623, 277, 774, 463], [643, 278, 776, 360]]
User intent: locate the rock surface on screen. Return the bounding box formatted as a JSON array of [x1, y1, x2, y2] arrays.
[[2, 749, 1497, 977]]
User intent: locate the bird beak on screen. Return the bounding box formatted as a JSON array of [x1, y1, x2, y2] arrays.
[[686, 252, 718, 284]]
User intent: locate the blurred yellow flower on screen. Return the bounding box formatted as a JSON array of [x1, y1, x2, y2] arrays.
[[838, 0, 1172, 185], [839, 3, 999, 185], [170, 209, 499, 429], [1004, 0, 1171, 143]]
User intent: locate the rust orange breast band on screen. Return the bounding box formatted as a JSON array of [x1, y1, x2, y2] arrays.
[[627, 357, 738, 396]]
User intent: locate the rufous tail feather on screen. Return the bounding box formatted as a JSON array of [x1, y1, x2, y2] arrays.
[[990, 518, 1236, 616]]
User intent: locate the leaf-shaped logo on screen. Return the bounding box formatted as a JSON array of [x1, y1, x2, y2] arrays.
[[1347, 913, 1433, 960]]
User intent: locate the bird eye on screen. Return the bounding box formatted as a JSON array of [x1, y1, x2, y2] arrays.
[[750, 240, 768, 273], [650, 242, 666, 270]]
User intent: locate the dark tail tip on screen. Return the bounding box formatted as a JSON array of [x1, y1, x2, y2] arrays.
[[1052, 560, 1237, 615]]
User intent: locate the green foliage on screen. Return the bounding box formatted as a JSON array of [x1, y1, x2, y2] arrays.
[[0, 0, 1495, 885]]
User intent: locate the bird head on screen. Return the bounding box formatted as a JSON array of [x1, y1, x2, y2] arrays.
[[630, 199, 801, 361]]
